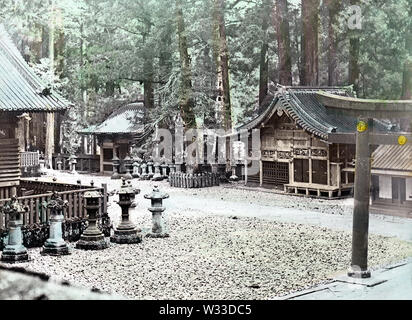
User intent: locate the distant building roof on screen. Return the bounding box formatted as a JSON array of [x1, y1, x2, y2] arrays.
[[0, 25, 70, 112], [238, 85, 395, 140], [79, 102, 153, 139], [372, 145, 412, 173]]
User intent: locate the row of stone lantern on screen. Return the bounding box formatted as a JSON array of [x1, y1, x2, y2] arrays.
[[0, 180, 170, 262], [112, 158, 177, 182], [169, 172, 220, 188]]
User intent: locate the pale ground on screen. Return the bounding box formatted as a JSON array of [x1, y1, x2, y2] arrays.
[[10, 170, 412, 300]]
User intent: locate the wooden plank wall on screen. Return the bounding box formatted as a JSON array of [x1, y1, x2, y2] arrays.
[[0, 139, 21, 189]]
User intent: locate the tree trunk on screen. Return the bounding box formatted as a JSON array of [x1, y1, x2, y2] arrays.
[[143, 23, 155, 109], [275, 0, 293, 86], [212, 0, 232, 131], [301, 0, 319, 86], [41, 25, 49, 59], [401, 26, 412, 99], [400, 12, 412, 131], [349, 0, 360, 95], [159, 27, 173, 109], [176, 0, 196, 128], [258, 0, 271, 105], [326, 0, 340, 86]]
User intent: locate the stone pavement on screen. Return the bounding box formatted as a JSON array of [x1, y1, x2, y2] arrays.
[[278, 258, 412, 300]]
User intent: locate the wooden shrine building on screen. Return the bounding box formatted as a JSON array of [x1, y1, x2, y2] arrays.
[[0, 25, 69, 198], [79, 99, 154, 174], [238, 85, 396, 198]]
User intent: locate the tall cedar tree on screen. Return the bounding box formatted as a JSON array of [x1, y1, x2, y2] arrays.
[[325, 0, 341, 86], [400, 5, 412, 130], [349, 0, 360, 95], [401, 8, 412, 100], [301, 0, 319, 86], [176, 0, 196, 128], [212, 0, 232, 131], [143, 21, 155, 109], [275, 0, 293, 86], [258, 0, 271, 105]]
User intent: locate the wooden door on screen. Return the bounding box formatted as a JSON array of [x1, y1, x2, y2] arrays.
[[294, 159, 309, 183], [312, 160, 328, 185], [392, 177, 406, 204]]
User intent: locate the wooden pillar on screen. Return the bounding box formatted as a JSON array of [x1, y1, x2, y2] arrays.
[[290, 159, 294, 184], [16, 115, 26, 152], [244, 159, 248, 185], [309, 138, 313, 184], [45, 112, 55, 169], [309, 158, 313, 184], [327, 147, 331, 186], [337, 163, 342, 188], [100, 149, 104, 173], [259, 160, 263, 186]]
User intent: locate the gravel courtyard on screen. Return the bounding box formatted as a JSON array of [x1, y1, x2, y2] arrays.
[[10, 172, 412, 299]]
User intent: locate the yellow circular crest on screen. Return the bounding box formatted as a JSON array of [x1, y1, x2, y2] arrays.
[[357, 121, 368, 133], [398, 135, 408, 146]]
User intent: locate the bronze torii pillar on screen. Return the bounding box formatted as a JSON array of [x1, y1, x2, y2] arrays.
[[318, 92, 412, 279]]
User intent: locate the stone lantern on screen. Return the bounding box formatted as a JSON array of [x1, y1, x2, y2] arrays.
[[161, 163, 169, 178], [123, 155, 133, 180], [42, 192, 70, 256], [169, 164, 176, 175], [111, 155, 120, 180], [132, 161, 141, 179], [147, 161, 154, 179], [152, 162, 162, 181], [144, 186, 170, 238], [1, 197, 29, 263], [68, 155, 77, 174], [111, 179, 142, 244], [140, 162, 148, 180], [56, 155, 63, 171], [76, 191, 109, 250]]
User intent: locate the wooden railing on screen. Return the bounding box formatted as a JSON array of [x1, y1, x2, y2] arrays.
[[20, 179, 93, 195], [20, 151, 40, 168], [0, 184, 108, 231], [53, 154, 100, 172]]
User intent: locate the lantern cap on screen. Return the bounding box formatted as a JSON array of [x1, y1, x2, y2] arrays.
[[84, 190, 102, 199], [144, 186, 169, 200]]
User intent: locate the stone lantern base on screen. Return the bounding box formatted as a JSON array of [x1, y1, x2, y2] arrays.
[[76, 234, 109, 250], [1, 246, 30, 263], [42, 241, 71, 256], [145, 232, 170, 239], [111, 229, 142, 244]]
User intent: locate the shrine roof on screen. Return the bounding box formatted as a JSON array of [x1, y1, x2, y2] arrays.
[[238, 85, 396, 140], [0, 25, 70, 112], [79, 102, 153, 138], [372, 145, 412, 173]]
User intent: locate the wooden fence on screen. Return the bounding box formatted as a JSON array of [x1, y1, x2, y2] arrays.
[[20, 151, 39, 168], [0, 184, 108, 231], [20, 179, 93, 194]]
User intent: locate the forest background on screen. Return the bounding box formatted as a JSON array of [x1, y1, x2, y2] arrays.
[[1, 0, 411, 153]]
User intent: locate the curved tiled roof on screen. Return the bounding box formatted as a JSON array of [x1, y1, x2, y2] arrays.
[[0, 25, 70, 112], [79, 102, 149, 135], [238, 86, 394, 140]]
